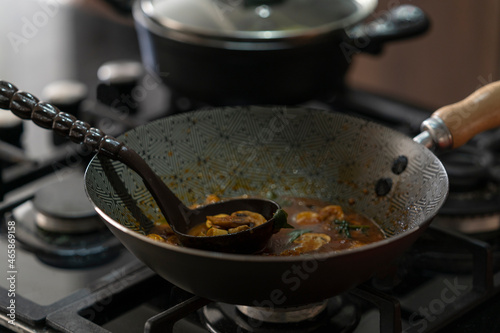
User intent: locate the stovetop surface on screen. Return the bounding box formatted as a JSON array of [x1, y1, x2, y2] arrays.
[[1, 2, 500, 333]]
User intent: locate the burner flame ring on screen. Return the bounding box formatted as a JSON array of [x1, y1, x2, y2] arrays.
[[236, 301, 328, 324]]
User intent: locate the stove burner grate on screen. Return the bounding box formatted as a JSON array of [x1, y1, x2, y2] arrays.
[[32, 176, 105, 234], [202, 297, 359, 333], [11, 201, 122, 268]]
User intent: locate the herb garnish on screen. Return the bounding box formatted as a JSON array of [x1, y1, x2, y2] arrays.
[[288, 229, 312, 243], [334, 220, 370, 239], [272, 209, 293, 233]]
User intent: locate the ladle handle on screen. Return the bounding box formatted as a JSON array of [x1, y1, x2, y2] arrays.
[[0, 80, 189, 221], [0, 80, 123, 158], [415, 81, 500, 150]]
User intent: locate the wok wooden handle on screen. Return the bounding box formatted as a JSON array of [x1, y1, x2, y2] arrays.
[[428, 81, 500, 149]]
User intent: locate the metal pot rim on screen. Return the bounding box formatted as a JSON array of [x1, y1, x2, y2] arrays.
[[134, 0, 377, 48]]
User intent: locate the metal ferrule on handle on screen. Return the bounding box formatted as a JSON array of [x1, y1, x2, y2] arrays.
[[413, 116, 453, 151], [415, 80, 500, 152]]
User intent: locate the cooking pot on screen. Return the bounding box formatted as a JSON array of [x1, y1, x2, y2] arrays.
[[2, 80, 499, 308], [132, 0, 430, 105]]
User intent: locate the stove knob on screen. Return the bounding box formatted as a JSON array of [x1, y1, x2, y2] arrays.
[[42, 80, 88, 145], [42, 80, 88, 116], [0, 111, 23, 148], [0, 111, 24, 173], [97, 60, 145, 116]]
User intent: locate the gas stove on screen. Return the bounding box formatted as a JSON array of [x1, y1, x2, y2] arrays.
[[1, 1, 500, 333], [0, 80, 499, 333]]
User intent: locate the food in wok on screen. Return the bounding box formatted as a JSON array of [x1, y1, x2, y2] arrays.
[[147, 195, 385, 256]]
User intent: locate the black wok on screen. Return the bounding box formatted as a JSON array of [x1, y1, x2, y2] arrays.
[[2, 81, 500, 308], [83, 82, 500, 307]]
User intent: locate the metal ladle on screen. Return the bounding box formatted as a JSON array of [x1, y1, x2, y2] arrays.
[[0, 80, 289, 254]]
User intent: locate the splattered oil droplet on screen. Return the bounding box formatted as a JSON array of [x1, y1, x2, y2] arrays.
[[375, 178, 393, 196], [392, 155, 408, 175]]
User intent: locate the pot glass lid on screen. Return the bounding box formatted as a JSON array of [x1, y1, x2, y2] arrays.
[[140, 0, 377, 40]]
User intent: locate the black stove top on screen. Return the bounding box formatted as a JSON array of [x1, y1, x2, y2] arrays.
[[1, 2, 500, 332]]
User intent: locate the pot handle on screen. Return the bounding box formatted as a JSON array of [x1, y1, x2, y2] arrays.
[[346, 5, 430, 55], [414, 81, 500, 151]]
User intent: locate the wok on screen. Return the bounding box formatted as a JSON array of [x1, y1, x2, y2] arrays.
[[1, 80, 499, 308], [83, 82, 500, 307]]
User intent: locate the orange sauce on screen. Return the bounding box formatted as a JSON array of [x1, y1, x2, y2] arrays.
[[147, 196, 385, 256]]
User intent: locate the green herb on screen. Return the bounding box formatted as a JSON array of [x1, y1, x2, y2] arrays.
[[288, 229, 312, 243], [334, 220, 370, 239], [272, 209, 293, 233]]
